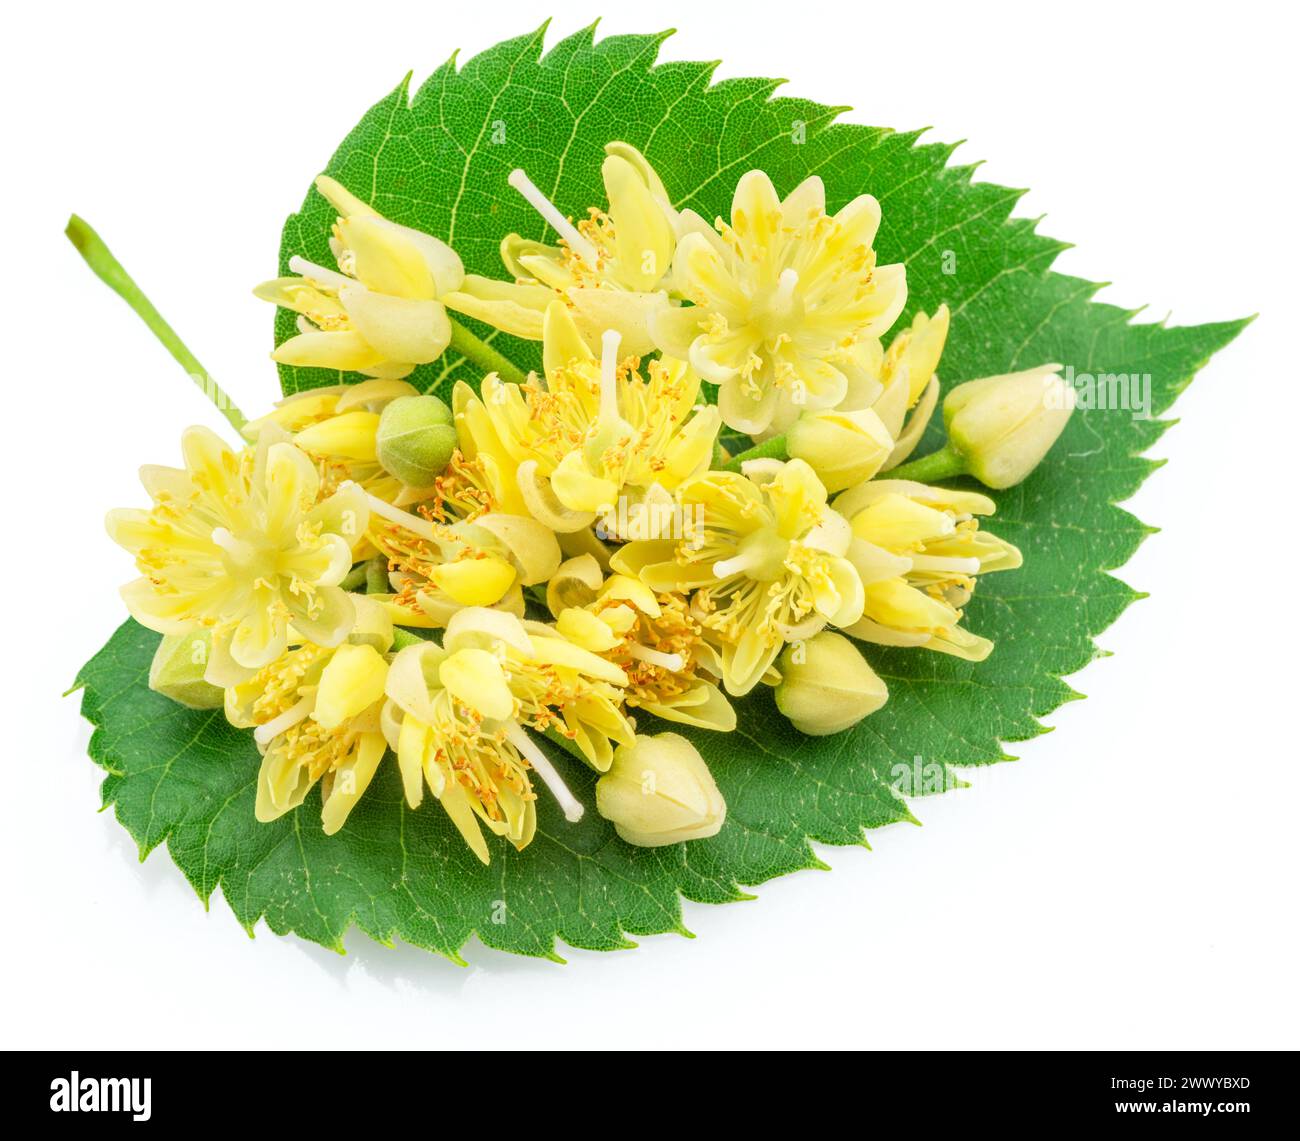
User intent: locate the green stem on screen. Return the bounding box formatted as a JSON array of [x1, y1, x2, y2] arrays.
[[65, 214, 248, 432], [448, 317, 528, 385], [364, 556, 390, 595], [721, 433, 788, 473], [887, 443, 968, 484], [339, 562, 369, 591]]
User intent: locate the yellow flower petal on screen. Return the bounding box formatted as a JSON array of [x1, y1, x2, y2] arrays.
[[395, 712, 431, 808], [293, 410, 380, 461], [314, 643, 389, 730], [527, 634, 628, 685], [556, 607, 621, 652], [849, 492, 956, 549], [337, 214, 438, 300], [550, 450, 619, 514], [339, 285, 449, 365], [320, 733, 387, 835], [264, 442, 321, 536], [863, 577, 957, 631], [429, 555, 517, 606], [439, 648, 514, 721], [604, 153, 676, 292], [272, 328, 390, 374]]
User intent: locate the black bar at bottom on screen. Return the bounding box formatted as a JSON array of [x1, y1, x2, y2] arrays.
[[1, 1049, 1290, 1128]]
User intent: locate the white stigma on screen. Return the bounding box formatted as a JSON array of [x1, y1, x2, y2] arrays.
[[773, 267, 800, 313], [599, 328, 622, 424], [210, 527, 256, 564], [712, 550, 761, 579], [626, 644, 685, 673], [254, 695, 314, 746], [358, 487, 439, 542], [288, 256, 353, 290], [507, 168, 599, 267], [504, 723, 585, 823]]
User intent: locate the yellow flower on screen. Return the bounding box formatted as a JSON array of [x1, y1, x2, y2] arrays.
[[106, 426, 368, 685], [242, 377, 426, 504], [380, 607, 634, 862], [514, 618, 636, 773], [363, 496, 560, 628], [833, 479, 1021, 660], [612, 459, 865, 696], [548, 556, 736, 732], [255, 175, 465, 379], [381, 637, 538, 864], [652, 171, 907, 435], [787, 306, 950, 489], [458, 143, 679, 354], [841, 304, 950, 472], [225, 597, 393, 835], [454, 302, 720, 541]]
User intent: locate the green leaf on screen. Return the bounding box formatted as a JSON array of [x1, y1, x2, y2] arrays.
[[80, 24, 1246, 961]]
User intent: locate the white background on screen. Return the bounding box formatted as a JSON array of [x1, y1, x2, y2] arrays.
[[3, 0, 1295, 1050]]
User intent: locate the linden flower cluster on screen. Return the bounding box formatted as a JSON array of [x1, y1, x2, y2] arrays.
[[105, 145, 1075, 864]]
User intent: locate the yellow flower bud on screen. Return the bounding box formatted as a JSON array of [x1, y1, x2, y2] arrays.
[[943, 364, 1076, 489], [595, 733, 726, 847], [147, 630, 224, 710], [786, 406, 895, 492], [376, 394, 456, 487], [774, 631, 888, 735]]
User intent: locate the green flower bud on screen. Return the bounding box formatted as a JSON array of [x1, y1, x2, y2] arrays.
[[775, 631, 888, 735], [148, 630, 224, 710], [786, 406, 894, 492], [943, 364, 1076, 490], [596, 732, 726, 847], [376, 394, 456, 487]]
